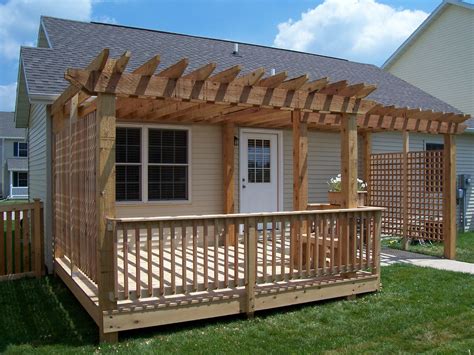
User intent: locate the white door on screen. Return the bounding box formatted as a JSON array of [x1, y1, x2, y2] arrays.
[[240, 131, 280, 213]]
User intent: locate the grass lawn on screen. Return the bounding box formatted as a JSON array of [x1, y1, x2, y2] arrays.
[[0, 199, 29, 206], [382, 232, 474, 263], [0, 264, 473, 354]]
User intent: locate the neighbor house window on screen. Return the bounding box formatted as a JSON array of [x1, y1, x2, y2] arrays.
[[426, 143, 444, 151], [116, 127, 142, 201], [13, 172, 28, 187], [13, 142, 27, 157], [148, 128, 188, 201]]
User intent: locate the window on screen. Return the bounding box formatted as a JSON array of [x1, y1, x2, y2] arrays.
[[116, 127, 141, 201], [148, 129, 188, 201], [248, 139, 271, 183], [426, 143, 444, 151], [115, 126, 190, 202], [13, 172, 28, 187], [13, 142, 27, 157]]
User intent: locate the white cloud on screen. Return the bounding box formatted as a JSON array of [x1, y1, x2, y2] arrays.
[[0, 82, 17, 111], [0, 0, 93, 60], [273, 0, 428, 65]]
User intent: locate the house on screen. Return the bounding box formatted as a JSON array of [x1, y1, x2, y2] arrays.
[[12, 16, 469, 341], [382, 0, 474, 232], [0, 111, 28, 199]]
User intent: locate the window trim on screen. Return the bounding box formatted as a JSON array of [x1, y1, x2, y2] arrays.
[[13, 141, 28, 157], [12, 171, 28, 187], [116, 123, 192, 205]]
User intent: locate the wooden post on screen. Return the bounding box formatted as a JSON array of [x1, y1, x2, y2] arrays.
[[69, 94, 78, 275], [361, 132, 371, 205], [340, 114, 358, 269], [245, 217, 257, 318], [292, 110, 308, 267], [33, 198, 43, 278], [443, 134, 456, 259], [222, 122, 235, 245], [96, 93, 118, 343], [341, 114, 358, 209], [292, 110, 308, 211], [402, 131, 410, 250]]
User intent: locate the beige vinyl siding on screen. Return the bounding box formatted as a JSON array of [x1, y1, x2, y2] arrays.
[[372, 131, 474, 231], [386, 4, 474, 116], [28, 103, 53, 271], [117, 124, 223, 218]]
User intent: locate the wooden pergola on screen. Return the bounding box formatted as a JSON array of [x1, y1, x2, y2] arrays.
[[49, 49, 470, 342]]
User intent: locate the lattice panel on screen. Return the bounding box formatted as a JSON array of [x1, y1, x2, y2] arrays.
[[369, 150, 444, 242], [54, 111, 98, 282], [406, 150, 444, 242], [369, 153, 404, 237]]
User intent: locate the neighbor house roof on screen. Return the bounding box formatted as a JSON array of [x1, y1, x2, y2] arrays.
[[17, 15, 468, 127], [7, 158, 28, 171], [0, 112, 26, 138], [383, 0, 474, 70]]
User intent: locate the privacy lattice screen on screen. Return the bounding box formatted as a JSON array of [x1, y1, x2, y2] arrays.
[[369, 150, 444, 242], [53, 111, 98, 282]]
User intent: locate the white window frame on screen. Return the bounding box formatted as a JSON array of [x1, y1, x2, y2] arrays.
[[116, 123, 192, 205]]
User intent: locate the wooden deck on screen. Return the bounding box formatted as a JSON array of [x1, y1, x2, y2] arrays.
[[54, 207, 382, 335]]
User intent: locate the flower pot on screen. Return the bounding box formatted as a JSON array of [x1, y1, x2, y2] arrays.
[[328, 191, 367, 206]]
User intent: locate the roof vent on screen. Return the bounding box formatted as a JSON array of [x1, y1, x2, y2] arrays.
[[271, 68, 276, 76], [233, 43, 239, 55]]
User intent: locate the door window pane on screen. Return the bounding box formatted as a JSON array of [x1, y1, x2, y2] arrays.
[[248, 138, 271, 183]]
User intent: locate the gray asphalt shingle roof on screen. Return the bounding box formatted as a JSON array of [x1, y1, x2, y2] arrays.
[[21, 16, 470, 126], [7, 158, 28, 171], [0, 112, 27, 138]]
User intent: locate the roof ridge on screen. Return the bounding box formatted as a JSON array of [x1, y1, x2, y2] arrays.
[[41, 15, 358, 64]]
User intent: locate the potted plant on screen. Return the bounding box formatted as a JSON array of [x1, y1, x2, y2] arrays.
[[327, 174, 367, 206]]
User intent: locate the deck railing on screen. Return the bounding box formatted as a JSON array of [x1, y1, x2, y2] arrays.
[[0, 199, 44, 280], [104, 207, 383, 305]]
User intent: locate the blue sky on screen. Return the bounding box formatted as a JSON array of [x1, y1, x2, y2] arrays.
[[0, 0, 450, 111]]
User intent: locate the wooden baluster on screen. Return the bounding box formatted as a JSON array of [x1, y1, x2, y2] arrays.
[[271, 216, 276, 282], [158, 221, 164, 296], [122, 224, 129, 299], [262, 217, 267, 282], [306, 214, 312, 277], [330, 215, 335, 274], [245, 217, 257, 318], [233, 219, 239, 287], [203, 220, 209, 290], [298, 215, 303, 278], [181, 221, 187, 293], [367, 215, 372, 271], [321, 216, 327, 275], [289, 215, 295, 279], [352, 213, 358, 272], [373, 212, 381, 278], [244, 219, 248, 285], [213, 219, 219, 290], [147, 224, 153, 297], [313, 215, 319, 277], [170, 222, 176, 294], [113, 223, 119, 301], [224, 219, 229, 288], [135, 224, 141, 298], [360, 213, 365, 270], [280, 218, 286, 280], [192, 220, 198, 292], [6, 211, 12, 274]]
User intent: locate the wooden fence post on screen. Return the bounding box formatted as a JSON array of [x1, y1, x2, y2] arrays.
[[373, 210, 382, 289], [245, 217, 257, 318], [223, 122, 236, 245], [443, 134, 456, 259], [33, 198, 43, 278]]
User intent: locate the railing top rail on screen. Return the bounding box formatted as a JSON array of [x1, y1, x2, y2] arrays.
[[107, 206, 385, 224], [0, 202, 43, 213]]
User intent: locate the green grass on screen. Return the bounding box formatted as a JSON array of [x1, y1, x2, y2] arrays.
[[0, 264, 473, 354], [0, 199, 29, 206], [382, 232, 474, 263]]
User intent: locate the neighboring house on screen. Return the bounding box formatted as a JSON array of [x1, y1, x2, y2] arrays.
[[13, 16, 470, 271], [382, 0, 474, 231], [0, 111, 28, 199]]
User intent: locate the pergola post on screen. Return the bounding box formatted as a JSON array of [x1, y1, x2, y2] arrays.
[[341, 114, 358, 208], [292, 110, 308, 267], [402, 131, 410, 250], [443, 134, 456, 259], [222, 122, 235, 245], [341, 114, 358, 268], [96, 93, 118, 343]]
